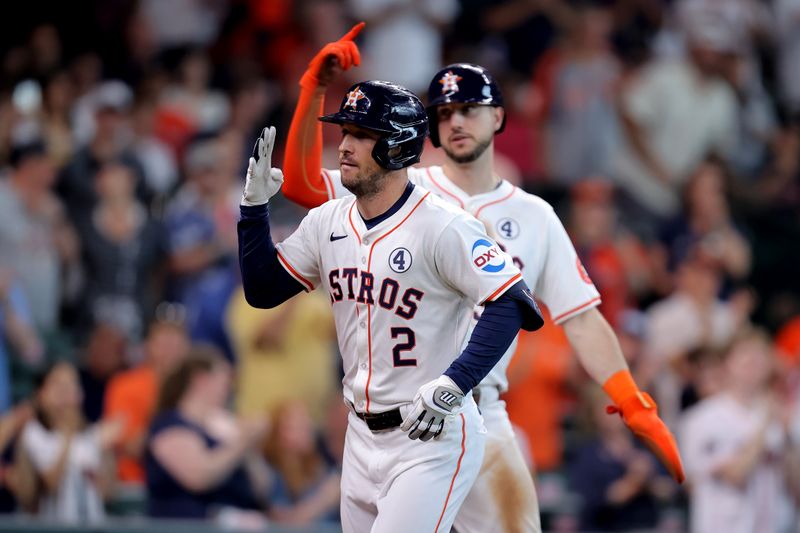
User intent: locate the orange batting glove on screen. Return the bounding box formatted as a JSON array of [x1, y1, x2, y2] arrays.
[[603, 370, 685, 483], [300, 22, 365, 90]]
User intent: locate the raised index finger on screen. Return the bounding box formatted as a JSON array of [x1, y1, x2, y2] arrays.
[[339, 22, 365, 42]]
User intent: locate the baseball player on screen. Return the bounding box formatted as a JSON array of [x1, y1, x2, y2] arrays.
[[280, 24, 685, 533], [237, 80, 544, 533]]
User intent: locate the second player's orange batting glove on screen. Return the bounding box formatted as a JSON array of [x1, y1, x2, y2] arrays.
[[603, 370, 686, 483], [300, 22, 364, 90]]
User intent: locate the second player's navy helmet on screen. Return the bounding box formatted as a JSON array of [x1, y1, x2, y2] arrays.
[[426, 63, 506, 147], [320, 80, 428, 171]]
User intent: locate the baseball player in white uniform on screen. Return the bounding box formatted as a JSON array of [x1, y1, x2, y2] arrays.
[[237, 78, 544, 533], [280, 24, 686, 533]]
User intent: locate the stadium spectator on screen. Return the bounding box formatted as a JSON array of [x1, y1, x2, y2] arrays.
[[611, 18, 738, 231], [264, 400, 340, 526], [227, 289, 337, 422], [774, 0, 800, 113], [130, 96, 179, 203], [348, 0, 459, 94], [0, 140, 80, 333], [104, 312, 189, 485], [569, 387, 674, 531], [532, 0, 622, 184], [681, 329, 798, 533], [16, 362, 121, 523], [164, 136, 239, 304], [0, 270, 43, 412], [58, 81, 150, 223], [657, 159, 752, 282], [0, 401, 33, 513], [567, 179, 654, 327], [77, 323, 127, 424], [640, 246, 751, 426], [144, 348, 268, 520], [74, 162, 166, 340]]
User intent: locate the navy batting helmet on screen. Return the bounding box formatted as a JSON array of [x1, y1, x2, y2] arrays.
[[426, 63, 506, 147], [320, 81, 428, 171]]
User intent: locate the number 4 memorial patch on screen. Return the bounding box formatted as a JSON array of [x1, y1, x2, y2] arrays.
[[389, 247, 412, 273]]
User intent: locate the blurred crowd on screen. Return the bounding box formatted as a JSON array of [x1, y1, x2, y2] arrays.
[[0, 0, 798, 531]]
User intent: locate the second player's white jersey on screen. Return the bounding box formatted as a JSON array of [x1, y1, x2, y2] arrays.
[[276, 184, 523, 413], [320, 165, 601, 392]]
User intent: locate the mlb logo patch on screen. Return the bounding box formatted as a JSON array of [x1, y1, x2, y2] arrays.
[[343, 86, 370, 113], [439, 71, 462, 96]]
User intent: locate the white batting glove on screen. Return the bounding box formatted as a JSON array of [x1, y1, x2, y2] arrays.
[[241, 126, 284, 206], [400, 375, 465, 442]]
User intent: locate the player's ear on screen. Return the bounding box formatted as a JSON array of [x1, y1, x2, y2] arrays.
[[493, 107, 504, 133]]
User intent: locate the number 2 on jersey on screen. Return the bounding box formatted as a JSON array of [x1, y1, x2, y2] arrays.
[[391, 327, 416, 367]]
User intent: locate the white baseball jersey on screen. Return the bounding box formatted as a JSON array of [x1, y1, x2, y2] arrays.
[[318, 165, 601, 392], [275, 183, 523, 413]]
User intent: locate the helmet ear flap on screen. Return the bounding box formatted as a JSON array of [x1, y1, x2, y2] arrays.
[[372, 137, 399, 170], [427, 111, 441, 147]]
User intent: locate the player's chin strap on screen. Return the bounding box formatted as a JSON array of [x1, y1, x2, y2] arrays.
[[603, 370, 686, 484]]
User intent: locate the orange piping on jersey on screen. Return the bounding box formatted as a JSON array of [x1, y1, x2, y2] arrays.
[[321, 169, 335, 200], [473, 185, 516, 219], [483, 273, 522, 304], [365, 304, 373, 413], [363, 191, 430, 413], [552, 296, 602, 323], [435, 413, 467, 533], [276, 251, 314, 291], [426, 168, 465, 208], [347, 202, 362, 244], [366, 192, 431, 268]]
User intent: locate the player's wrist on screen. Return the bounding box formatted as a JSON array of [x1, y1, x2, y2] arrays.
[[299, 70, 320, 91], [602, 369, 640, 407], [442, 369, 468, 395]]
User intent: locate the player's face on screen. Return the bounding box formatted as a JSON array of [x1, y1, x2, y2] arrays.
[[338, 124, 389, 198], [436, 103, 503, 164]]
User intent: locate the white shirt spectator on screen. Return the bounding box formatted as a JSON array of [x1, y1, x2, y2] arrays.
[[348, 0, 459, 94], [140, 0, 227, 50], [644, 293, 738, 425], [612, 59, 737, 217], [681, 394, 795, 533], [21, 420, 105, 524]]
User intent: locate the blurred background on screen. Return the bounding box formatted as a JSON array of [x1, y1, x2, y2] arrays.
[[0, 0, 798, 532]]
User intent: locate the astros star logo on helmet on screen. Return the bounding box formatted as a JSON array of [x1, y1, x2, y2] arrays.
[[439, 71, 462, 96], [344, 86, 369, 113]]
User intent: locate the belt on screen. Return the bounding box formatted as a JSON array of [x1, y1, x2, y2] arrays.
[[472, 385, 502, 407], [348, 402, 403, 431]]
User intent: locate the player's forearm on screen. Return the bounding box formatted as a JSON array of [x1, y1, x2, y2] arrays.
[[238, 205, 304, 308], [445, 281, 541, 393], [283, 85, 330, 209], [563, 308, 628, 385]]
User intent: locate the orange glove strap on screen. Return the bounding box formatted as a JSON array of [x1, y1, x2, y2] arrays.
[[602, 369, 640, 406]]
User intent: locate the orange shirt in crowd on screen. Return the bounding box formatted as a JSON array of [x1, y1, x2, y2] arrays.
[[104, 366, 158, 483], [504, 308, 576, 471]]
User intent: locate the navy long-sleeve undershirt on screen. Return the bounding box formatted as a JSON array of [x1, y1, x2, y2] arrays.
[[444, 280, 543, 394], [238, 204, 305, 308]]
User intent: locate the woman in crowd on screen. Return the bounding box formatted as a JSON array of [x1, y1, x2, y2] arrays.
[[16, 361, 120, 523], [263, 400, 340, 526], [145, 347, 268, 522]]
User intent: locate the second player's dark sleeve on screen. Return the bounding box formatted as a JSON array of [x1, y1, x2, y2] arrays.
[[444, 280, 543, 394], [238, 204, 304, 308]]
